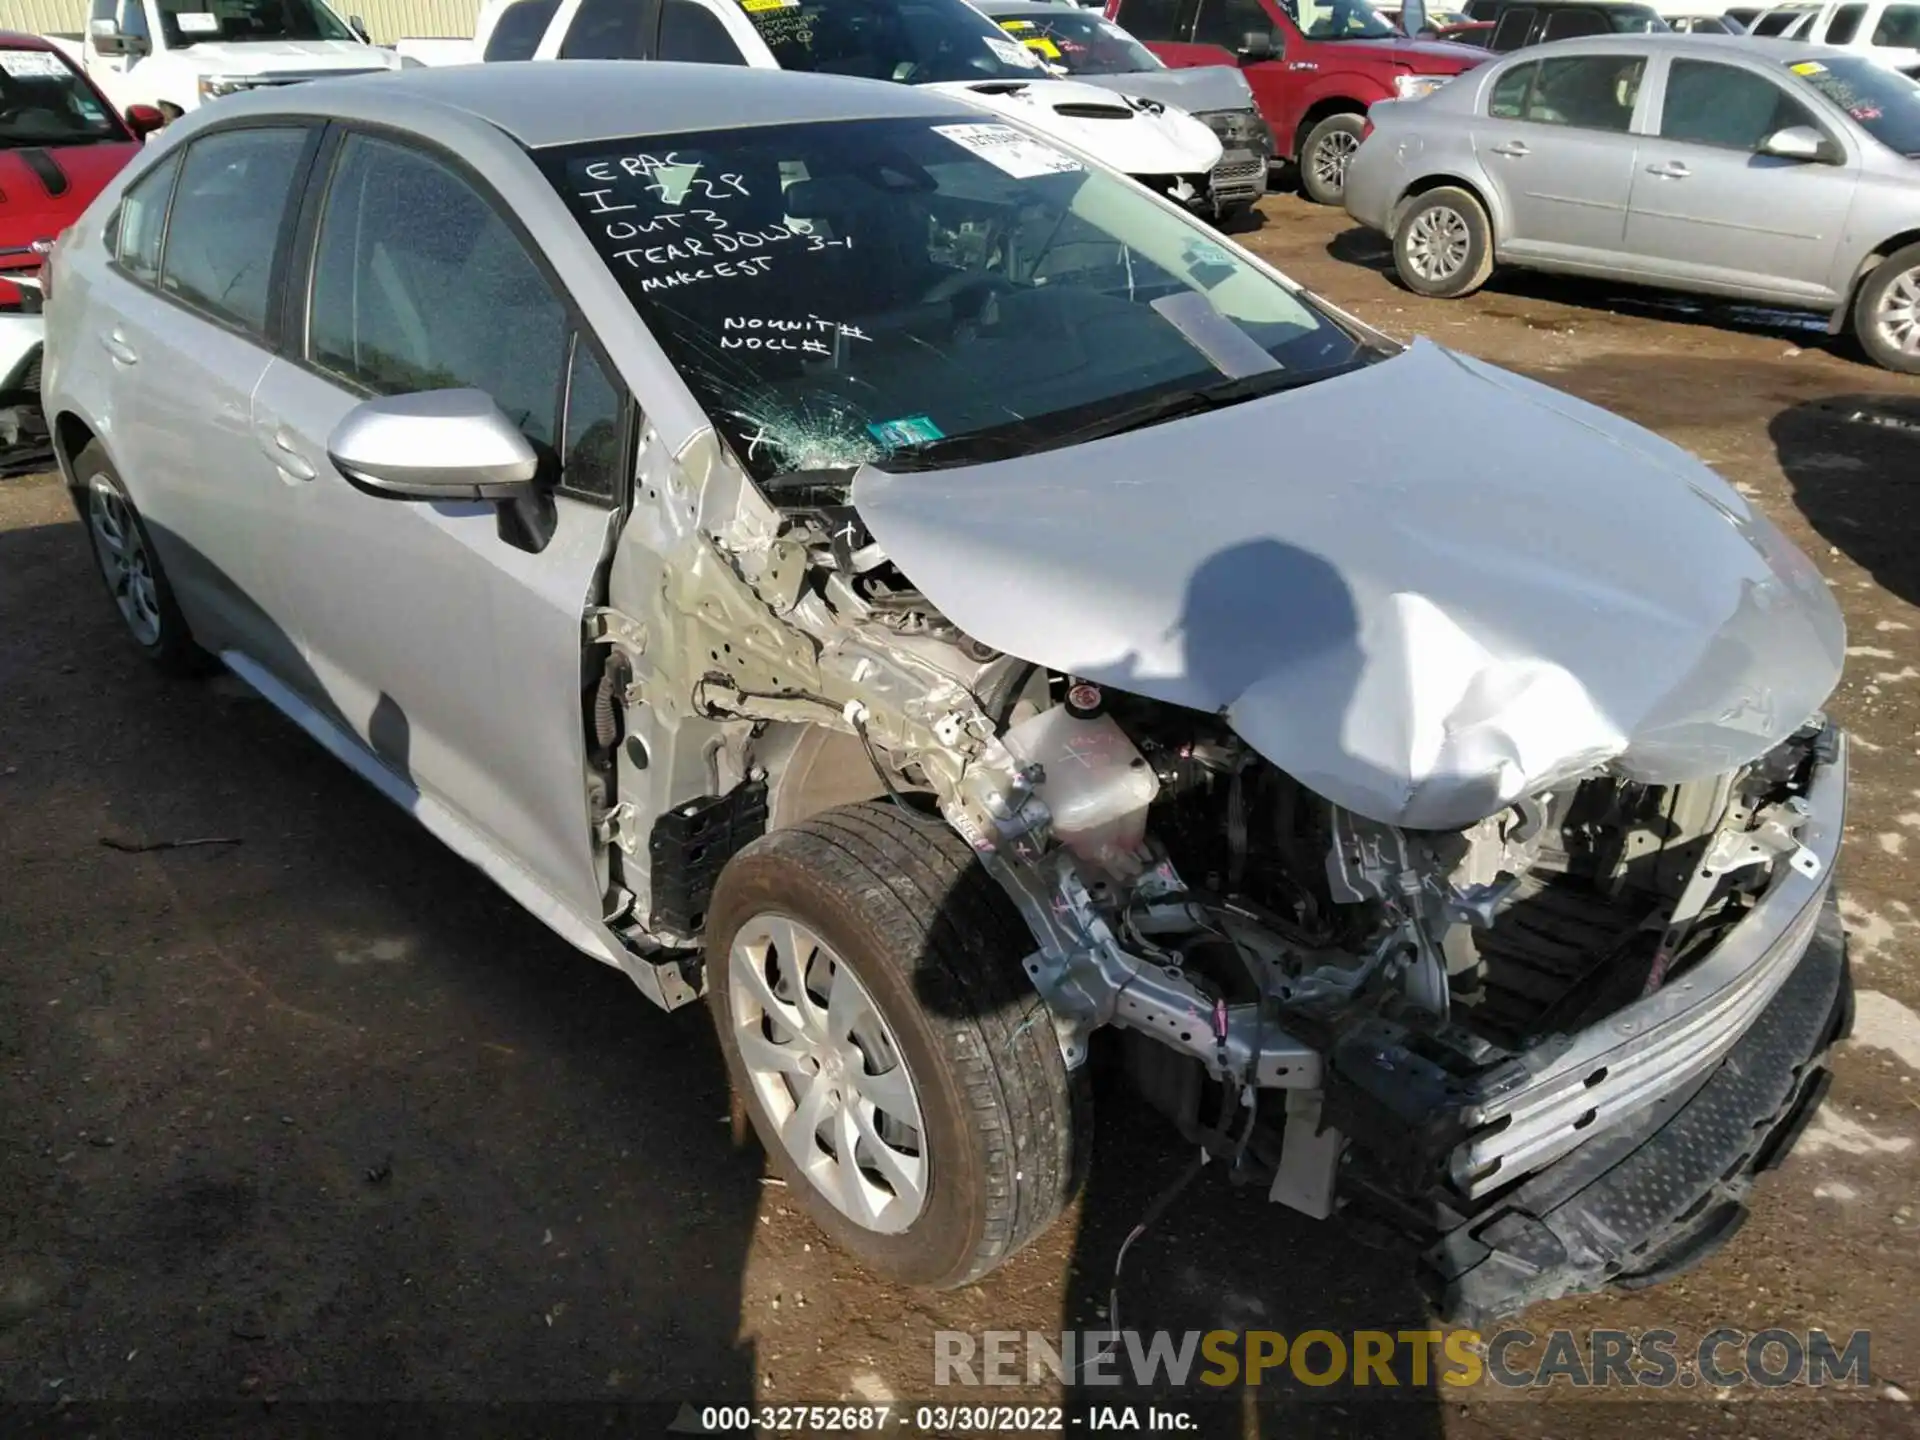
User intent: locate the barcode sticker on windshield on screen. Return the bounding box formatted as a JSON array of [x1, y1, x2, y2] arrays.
[[933, 122, 1082, 177], [983, 35, 1043, 67], [0, 50, 68, 77], [176, 11, 221, 32]]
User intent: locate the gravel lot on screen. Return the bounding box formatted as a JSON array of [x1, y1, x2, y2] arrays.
[[1, 192, 1917, 1437]]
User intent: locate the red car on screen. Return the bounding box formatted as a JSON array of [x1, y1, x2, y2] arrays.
[[0, 32, 159, 453], [1104, 0, 1487, 205]]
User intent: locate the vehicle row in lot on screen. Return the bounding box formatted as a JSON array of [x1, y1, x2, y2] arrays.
[[43, 59, 1853, 1325], [1344, 34, 1920, 370]]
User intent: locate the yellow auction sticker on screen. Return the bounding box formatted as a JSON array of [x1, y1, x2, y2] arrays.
[[1791, 60, 1826, 74]]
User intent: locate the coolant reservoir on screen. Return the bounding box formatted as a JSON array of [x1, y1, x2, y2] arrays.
[[1001, 682, 1158, 875]]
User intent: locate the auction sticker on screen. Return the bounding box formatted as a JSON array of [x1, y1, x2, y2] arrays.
[[933, 122, 1082, 177], [175, 10, 221, 32], [984, 35, 1043, 67], [0, 49, 67, 77]]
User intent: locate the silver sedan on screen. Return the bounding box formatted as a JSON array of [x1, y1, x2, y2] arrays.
[[1344, 34, 1920, 370]]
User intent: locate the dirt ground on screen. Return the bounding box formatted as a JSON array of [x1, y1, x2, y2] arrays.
[[3, 192, 1919, 1438]]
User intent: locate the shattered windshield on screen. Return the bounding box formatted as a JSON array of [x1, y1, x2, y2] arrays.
[[157, 0, 354, 47], [540, 118, 1368, 481], [1786, 54, 1920, 156], [983, 10, 1162, 75], [0, 49, 124, 145], [728, 0, 1044, 83]]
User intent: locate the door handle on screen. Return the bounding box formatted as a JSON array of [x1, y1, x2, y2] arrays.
[[99, 329, 137, 365], [1645, 160, 1692, 178], [266, 427, 315, 482], [1491, 140, 1531, 157]]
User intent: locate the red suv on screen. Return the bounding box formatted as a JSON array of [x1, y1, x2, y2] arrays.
[[1105, 0, 1488, 204], [0, 32, 159, 454]]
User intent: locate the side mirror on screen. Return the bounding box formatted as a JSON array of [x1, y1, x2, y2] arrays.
[[123, 103, 166, 137], [348, 13, 371, 41], [326, 389, 540, 502], [1239, 29, 1275, 60], [89, 21, 150, 57], [1759, 125, 1840, 163]]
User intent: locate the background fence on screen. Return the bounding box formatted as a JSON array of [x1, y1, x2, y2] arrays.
[[0, 0, 482, 42]]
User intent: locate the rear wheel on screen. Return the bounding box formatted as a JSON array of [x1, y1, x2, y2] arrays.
[[705, 801, 1085, 1288], [73, 442, 208, 675], [1392, 186, 1495, 299], [1852, 242, 1920, 375], [1298, 113, 1368, 206]]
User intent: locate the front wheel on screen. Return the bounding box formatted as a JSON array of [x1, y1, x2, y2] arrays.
[[705, 801, 1085, 1288], [1298, 113, 1368, 206], [1852, 242, 1920, 375], [1392, 186, 1495, 299]]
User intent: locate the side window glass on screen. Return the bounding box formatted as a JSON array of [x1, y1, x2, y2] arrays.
[[484, 0, 561, 58], [1542, 7, 1607, 38], [1659, 58, 1816, 149], [1490, 6, 1535, 48], [1872, 3, 1920, 44], [1193, 0, 1274, 48], [113, 152, 179, 285], [1115, 0, 1187, 40], [159, 127, 309, 336], [309, 134, 570, 448], [1487, 59, 1536, 117], [560, 0, 653, 57], [561, 338, 624, 502], [1521, 53, 1643, 130], [658, 0, 747, 62], [1823, 1, 1865, 41]]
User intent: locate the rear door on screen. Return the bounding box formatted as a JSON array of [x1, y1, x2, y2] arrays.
[[1623, 56, 1858, 302], [94, 122, 319, 681], [251, 127, 629, 923], [1473, 51, 1647, 261]]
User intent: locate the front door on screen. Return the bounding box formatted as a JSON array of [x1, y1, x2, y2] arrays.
[[1624, 57, 1859, 305], [254, 128, 629, 923], [1474, 51, 1648, 262]]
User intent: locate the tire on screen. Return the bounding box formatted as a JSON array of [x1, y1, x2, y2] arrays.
[[1298, 113, 1368, 207], [1391, 186, 1495, 299], [72, 441, 210, 675], [1851, 241, 1920, 375], [705, 801, 1085, 1288]]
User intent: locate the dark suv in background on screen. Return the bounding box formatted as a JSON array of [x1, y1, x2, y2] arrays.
[[1106, 0, 1488, 202], [1458, 0, 1671, 47]]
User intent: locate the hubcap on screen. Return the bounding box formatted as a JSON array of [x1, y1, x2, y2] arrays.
[[1874, 264, 1920, 357], [1405, 204, 1472, 282], [1311, 129, 1359, 194], [87, 476, 161, 646], [729, 913, 928, 1233]]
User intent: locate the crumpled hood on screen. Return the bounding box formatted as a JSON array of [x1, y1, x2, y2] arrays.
[[923, 77, 1223, 176], [1071, 65, 1254, 115], [174, 39, 398, 73], [851, 340, 1845, 830]]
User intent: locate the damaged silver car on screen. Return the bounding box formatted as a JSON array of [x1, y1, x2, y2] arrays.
[[44, 61, 1853, 1324]]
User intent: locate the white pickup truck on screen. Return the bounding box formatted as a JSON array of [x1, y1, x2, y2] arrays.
[[48, 0, 406, 119]]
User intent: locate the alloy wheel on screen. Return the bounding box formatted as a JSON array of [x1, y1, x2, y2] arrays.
[[1405, 204, 1472, 282], [1311, 130, 1360, 195], [1874, 264, 1920, 358], [87, 476, 162, 647], [728, 912, 928, 1233]]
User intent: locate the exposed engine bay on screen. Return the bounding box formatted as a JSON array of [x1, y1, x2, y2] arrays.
[[598, 465, 1834, 1230]]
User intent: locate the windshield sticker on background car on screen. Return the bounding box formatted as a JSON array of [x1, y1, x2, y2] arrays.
[[741, 0, 800, 11], [983, 36, 1044, 67], [1791, 60, 1826, 74], [0, 50, 69, 77], [868, 415, 946, 446], [999, 17, 1034, 27], [933, 122, 1082, 177], [175, 11, 222, 31]]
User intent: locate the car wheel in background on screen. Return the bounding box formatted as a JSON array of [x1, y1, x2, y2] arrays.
[[1392, 186, 1494, 299], [1298, 114, 1368, 206], [73, 441, 209, 675], [704, 801, 1085, 1288], [1853, 242, 1920, 375]]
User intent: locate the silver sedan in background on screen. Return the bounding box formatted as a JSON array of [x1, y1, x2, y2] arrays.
[[1343, 35, 1920, 370]]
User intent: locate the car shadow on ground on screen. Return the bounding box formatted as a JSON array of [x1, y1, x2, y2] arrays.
[[1772, 392, 1920, 612]]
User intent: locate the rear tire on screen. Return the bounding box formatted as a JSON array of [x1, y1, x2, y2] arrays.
[[704, 801, 1085, 1288], [1298, 113, 1368, 206], [72, 441, 210, 676], [1852, 241, 1920, 375], [1392, 186, 1494, 298]]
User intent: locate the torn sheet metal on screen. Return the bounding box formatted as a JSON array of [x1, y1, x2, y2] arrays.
[[851, 339, 1845, 830]]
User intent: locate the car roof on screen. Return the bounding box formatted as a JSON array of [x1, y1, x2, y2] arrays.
[[978, 1, 1089, 12], [206, 60, 967, 150], [0, 30, 63, 49], [1493, 29, 1858, 56]]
